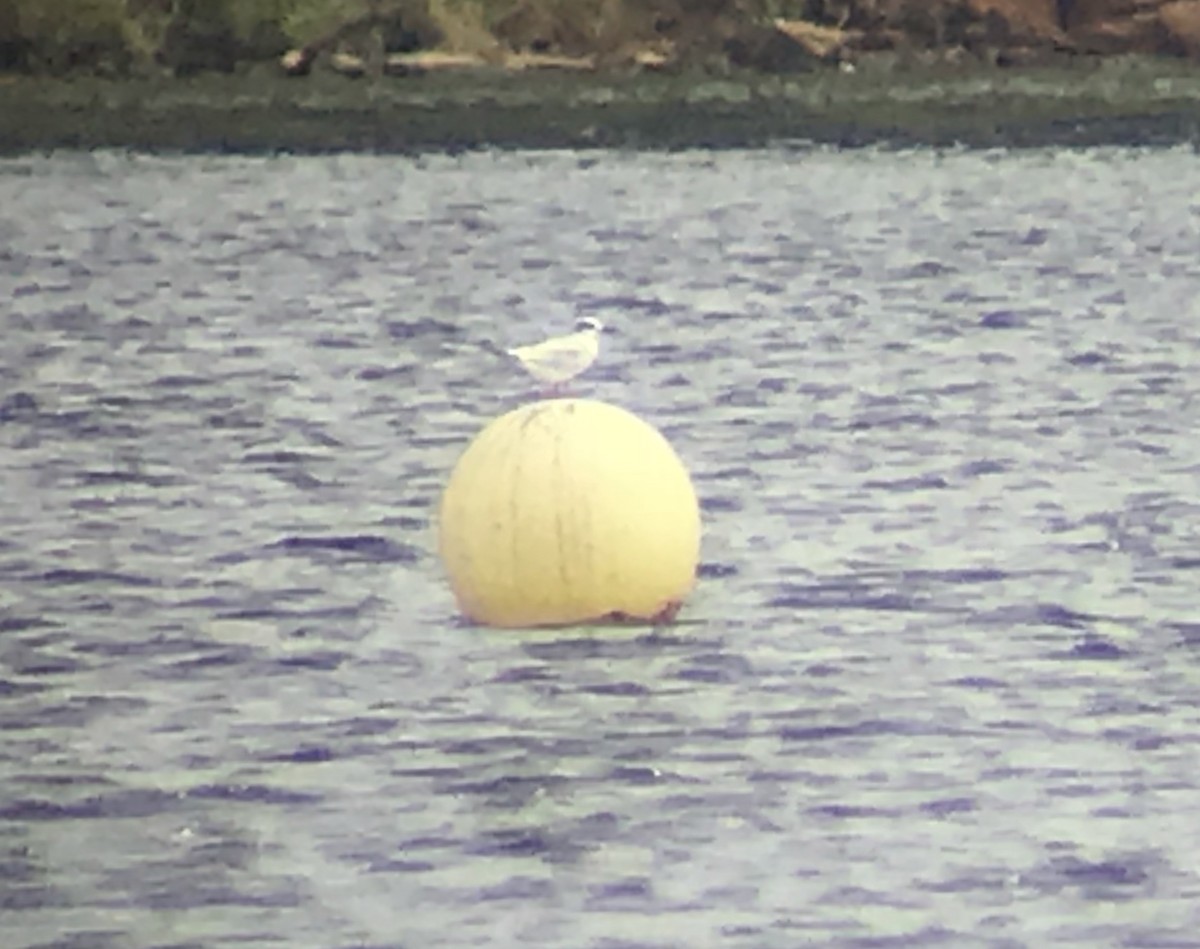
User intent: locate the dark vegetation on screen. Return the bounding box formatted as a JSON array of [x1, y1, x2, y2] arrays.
[[0, 0, 821, 76], [4, 0, 1200, 77]]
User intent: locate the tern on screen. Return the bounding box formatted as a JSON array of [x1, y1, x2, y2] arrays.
[[506, 316, 604, 392]]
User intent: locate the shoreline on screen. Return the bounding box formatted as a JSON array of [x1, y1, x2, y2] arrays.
[[3, 55, 1200, 155]]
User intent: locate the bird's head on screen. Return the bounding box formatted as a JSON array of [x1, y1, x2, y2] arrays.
[[573, 316, 605, 334]]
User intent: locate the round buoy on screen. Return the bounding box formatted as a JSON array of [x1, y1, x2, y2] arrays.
[[438, 399, 701, 629]]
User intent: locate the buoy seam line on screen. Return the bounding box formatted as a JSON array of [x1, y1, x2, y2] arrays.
[[507, 423, 524, 603], [554, 436, 571, 594], [518, 401, 557, 434]]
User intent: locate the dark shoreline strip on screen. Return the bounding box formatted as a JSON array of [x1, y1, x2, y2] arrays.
[[2, 60, 1200, 154]]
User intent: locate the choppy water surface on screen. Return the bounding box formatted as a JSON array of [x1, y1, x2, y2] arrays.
[[3, 146, 1200, 948]]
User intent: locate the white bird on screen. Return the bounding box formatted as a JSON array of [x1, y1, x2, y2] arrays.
[[506, 316, 605, 390]]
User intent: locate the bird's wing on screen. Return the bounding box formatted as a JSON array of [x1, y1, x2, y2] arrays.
[[511, 335, 589, 368], [507, 332, 598, 382]]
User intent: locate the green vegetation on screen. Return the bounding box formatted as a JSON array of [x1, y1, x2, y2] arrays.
[[6, 0, 136, 73], [0, 0, 817, 76]]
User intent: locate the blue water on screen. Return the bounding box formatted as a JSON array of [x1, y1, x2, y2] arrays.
[[3, 146, 1200, 948]]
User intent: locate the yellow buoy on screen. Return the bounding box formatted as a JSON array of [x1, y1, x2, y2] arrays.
[[438, 399, 701, 629]]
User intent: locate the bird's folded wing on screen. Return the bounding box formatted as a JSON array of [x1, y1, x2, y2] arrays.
[[510, 338, 590, 372]]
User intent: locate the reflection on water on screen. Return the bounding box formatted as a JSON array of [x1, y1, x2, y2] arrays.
[[3, 147, 1200, 947]]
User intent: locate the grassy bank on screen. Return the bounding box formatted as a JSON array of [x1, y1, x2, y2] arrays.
[[3, 54, 1200, 155]]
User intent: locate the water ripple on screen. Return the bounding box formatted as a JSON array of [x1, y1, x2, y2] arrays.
[[2, 147, 1199, 948]]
